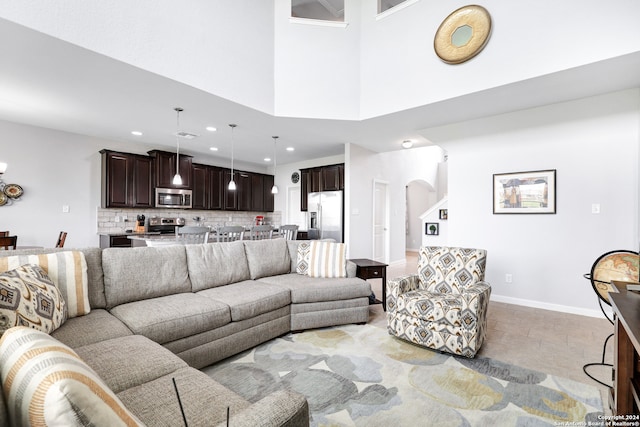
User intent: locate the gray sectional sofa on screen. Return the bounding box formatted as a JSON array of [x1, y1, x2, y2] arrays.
[[0, 238, 371, 426]]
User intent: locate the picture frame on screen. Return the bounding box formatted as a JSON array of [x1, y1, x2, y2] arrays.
[[493, 169, 556, 214], [425, 222, 439, 235], [439, 209, 448, 220]]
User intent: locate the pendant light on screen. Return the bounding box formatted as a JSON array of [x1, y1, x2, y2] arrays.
[[271, 136, 279, 194], [228, 124, 237, 191], [172, 107, 184, 186]]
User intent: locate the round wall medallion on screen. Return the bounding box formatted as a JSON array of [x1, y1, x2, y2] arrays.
[[291, 172, 300, 184], [434, 5, 492, 64]]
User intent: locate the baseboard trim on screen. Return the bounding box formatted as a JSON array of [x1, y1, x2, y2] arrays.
[[490, 294, 610, 319]]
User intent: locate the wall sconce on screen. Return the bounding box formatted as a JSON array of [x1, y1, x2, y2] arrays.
[[0, 162, 24, 206]]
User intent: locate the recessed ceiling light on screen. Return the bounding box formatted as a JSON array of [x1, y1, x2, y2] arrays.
[[402, 140, 413, 149], [264, 157, 271, 162], [131, 131, 143, 136], [286, 147, 295, 152], [206, 126, 217, 132], [209, 147, 218, 151]]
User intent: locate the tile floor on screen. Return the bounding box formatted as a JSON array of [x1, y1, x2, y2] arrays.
[[364, 251, 614, 414]]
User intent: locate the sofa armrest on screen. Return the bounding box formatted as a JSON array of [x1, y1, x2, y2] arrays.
[[216, 390, 309, 427], [386, 274, 420, 312], [346, 260, 357, 278]]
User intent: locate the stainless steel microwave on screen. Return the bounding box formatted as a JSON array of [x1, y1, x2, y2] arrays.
[[155, 188, 192, 209]]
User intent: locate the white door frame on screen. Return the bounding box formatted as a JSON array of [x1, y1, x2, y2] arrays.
[[372, 179, 390, 263]]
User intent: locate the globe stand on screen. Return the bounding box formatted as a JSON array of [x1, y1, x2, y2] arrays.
[[581, 275, 613, 388], [582, 250, 639, 389]]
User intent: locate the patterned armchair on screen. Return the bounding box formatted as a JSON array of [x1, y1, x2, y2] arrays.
[[387, 246, 491, 358]]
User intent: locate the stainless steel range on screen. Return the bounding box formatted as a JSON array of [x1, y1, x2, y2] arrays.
[[148, 217, 185, 234]]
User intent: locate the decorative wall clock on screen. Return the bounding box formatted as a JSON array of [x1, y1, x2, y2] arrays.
[[434, 5, 492, 64], [291, 171, 300, 184]]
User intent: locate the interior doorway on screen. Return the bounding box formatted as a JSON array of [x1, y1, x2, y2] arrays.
[[406, 180, 437, 251], [373, 179, 389, 263]]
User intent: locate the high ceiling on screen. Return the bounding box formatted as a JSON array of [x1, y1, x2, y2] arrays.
[[1, 17, 640, 169]]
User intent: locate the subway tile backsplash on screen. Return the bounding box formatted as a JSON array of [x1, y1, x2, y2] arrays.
[[97, 208, 282, 234]]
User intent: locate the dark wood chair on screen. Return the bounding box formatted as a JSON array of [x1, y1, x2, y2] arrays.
[[56, 231, 67, 248], [0, 235, 18, 250], [0, 231, 9, 237]]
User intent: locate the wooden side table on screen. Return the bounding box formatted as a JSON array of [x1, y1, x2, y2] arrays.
[[349, 258, 388, 311]]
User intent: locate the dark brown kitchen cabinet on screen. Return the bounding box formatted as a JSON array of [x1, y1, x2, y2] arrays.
[[209, 167, 225, 210], [224, 170, 238, 210], [251, 174, 264, 211], [191, 163, 209, 210], [263, 174, 275, 212], [101, 150, 153, 208], [300, 170, 310, 211], [237, 172, 252, 211], [148, 150, 192, 189], [310, 168, 322, 192], [322, 164, 343, 191]]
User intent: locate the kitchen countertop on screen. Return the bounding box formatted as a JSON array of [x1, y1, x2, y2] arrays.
[[98, 231, 161, 236]]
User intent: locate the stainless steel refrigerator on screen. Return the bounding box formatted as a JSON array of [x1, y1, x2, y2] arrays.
[[308, 191, 343, 242]]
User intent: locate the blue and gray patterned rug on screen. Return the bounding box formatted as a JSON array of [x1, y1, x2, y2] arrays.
[[202, 324, 604, 426]]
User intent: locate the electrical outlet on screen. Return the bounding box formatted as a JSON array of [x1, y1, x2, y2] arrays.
[[62, 205, 70, 213], [115, 216, 121, 223], [505, 274, 513, 283], [592, 204, 601, 214]]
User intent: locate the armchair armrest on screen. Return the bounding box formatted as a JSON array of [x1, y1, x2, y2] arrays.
[[459, 281, 492, 313], [386, 274, 421, 312], [216, 390, 309, 427]]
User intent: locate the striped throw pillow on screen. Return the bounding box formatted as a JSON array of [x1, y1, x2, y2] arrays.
[[0, 326, 143, 426], [0, 264, 67, 336], [0, 251, 90, 318], [307, 241, 347, 278]]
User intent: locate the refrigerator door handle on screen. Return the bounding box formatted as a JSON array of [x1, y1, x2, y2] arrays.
[[318, 203, 322, 238]]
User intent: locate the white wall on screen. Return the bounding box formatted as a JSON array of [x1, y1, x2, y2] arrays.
[[406, 180, 434, 251], [358, 0, 640, 118], [346, 143, 445, 262], [0, 0, 276, 114], [427, 89, 640, 317]]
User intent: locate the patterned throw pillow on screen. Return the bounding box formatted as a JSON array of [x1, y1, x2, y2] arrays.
[[296, 241, 311, 275], [0, 264, 67, 335], [307, 241, 347, 278], [0, 251, 90, 318], [0, 326, 143, 426]]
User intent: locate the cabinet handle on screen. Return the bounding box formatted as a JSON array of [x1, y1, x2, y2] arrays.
[[373, 271, 379, 275]]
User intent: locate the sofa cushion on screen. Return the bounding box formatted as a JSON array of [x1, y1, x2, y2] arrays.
[[0, 326, 142, 426], [243, 239, 291, 279], [0, 264, 67, 335], [75, 335, 187, 394], [258, 273, 371, 303], [0, 250, 90, 317], [307, 241, 347, 278], [110, 293, 231, 344], [52, 308, 133, 348], [197, 280, 291, 321], [103, 246, 191, 308], [185, 241, 250, 291], [117, 367, 250, 427]]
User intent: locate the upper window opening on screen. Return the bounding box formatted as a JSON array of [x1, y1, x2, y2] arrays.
[[292, 0, 345, 22], [378, 0, 408, 14]]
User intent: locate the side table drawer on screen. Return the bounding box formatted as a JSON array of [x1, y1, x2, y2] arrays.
[[357, 266, 385, 280]]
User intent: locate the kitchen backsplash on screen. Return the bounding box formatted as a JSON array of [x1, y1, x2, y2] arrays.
[[97, 208, 282, 234]]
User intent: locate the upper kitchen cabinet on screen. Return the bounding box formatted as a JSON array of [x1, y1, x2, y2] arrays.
[[191, 163, 209, 210], [100, 150, 153, 208], [250, 173, 275, 212], [148, 150, 192, 189], [236, 172, 252, 211], [322, 164, 344, 191]]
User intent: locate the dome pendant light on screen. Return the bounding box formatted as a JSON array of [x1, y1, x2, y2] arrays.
[[228, 124, 237, 191], [172, 107, 184, 186], [271, 136, 279, 194]]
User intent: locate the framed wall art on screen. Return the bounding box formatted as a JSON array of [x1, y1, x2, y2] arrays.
[[439, 209, 448, 220], [425, 222, 439, 235], [493, 169, 556, 214]]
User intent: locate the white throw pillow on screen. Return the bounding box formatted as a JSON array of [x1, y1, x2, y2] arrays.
[[307, 241, 347, 278]]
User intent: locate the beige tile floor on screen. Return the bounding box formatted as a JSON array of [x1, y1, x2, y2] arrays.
[[365, 251, 614, 414]]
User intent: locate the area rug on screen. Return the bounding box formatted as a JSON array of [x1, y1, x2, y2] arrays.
[[202, 324, 604, 426]]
